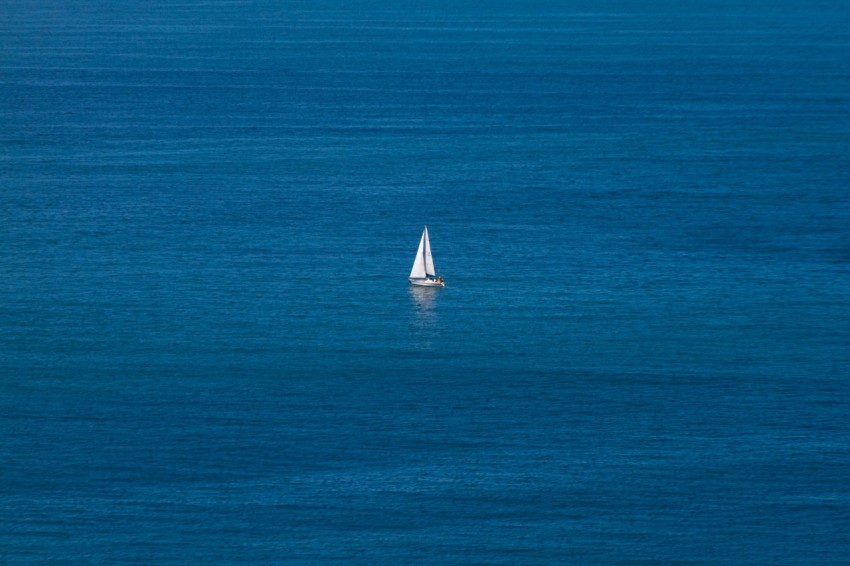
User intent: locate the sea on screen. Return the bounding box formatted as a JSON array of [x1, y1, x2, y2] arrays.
[[2, 0, 849, 563]]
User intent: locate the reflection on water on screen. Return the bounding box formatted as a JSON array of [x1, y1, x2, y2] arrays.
[[409, 285, 440, 329]]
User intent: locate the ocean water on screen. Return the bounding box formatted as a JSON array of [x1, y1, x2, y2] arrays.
[[2, 0, 850, 562]]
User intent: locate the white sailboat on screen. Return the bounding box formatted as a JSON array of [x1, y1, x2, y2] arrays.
[[409, 226, 445, 287]]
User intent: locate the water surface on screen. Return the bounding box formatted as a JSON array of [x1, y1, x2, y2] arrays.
[[2, 0, 849, 562]]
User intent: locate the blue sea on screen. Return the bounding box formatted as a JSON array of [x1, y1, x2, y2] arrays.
[[2, 0, 850, 562]]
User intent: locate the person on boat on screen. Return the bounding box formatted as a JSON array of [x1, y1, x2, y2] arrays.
[[438, 276, 444, 284]]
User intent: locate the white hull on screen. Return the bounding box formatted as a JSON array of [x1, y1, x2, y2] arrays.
[[410, 278, 445, 287]]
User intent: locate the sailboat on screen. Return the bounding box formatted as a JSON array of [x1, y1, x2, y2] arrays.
[[409, 226, 445, 287]]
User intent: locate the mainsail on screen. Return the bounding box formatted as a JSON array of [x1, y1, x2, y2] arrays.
[[423, 227, 436, 277]]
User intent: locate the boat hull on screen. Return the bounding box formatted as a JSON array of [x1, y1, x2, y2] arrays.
[[410, 278, 445, 287]]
